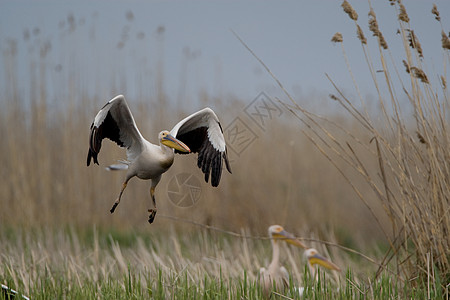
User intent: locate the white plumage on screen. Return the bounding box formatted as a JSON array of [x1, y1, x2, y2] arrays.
[[260, 225, 306, 297], [259, 226, 341, 298], [170, 107, 226, 152], [296, 248, 341, 297], [87, 95, 231, 223]]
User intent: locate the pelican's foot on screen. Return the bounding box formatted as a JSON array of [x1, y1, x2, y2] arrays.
[[148, 208, 157, 224], [110, 202, 119, 214]]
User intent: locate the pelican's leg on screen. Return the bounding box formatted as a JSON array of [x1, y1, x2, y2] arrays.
[[148, 186, 157, 223], [148, 177, 161, 224], [110, 177, 131, 213]]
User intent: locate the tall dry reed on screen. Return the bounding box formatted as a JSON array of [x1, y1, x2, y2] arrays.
[[270, 0, 450, 291]]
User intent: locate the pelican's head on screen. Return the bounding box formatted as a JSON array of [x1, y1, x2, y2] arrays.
[[304, 248, 341, 271], [159, 131, 191, 153], [268, 225, 307, 249]]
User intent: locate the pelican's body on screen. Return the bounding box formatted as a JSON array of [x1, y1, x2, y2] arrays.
[[87, 95, 231, 223], [130, 140, 174, 180], [260, 225, 306, 297]]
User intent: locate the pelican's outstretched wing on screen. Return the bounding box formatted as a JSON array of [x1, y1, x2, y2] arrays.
[[87, 95, 144, 166], [170, 107, 231, 187]]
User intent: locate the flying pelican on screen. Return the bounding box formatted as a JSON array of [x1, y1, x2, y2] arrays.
[[297, 248, 341, 296], [87, 95, 231, 223], [259, 225, 307, 297]]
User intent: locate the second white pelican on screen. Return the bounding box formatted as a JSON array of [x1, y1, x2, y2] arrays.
[[297, 248, 341, 296], [304, 248, 341, 279], [87, 95, 231, 223], [260, 225, 307, 297]]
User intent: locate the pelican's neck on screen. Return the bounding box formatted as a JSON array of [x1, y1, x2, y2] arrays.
[[154, 141, 175, 169], [269, 239, 280, 270], [308, 262, 318, 281], [159, 142, 174, 155]]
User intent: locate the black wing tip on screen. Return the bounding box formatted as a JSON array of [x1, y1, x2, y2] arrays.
[[223, 152, 232, 174], [211, 174, 220, 187], [199, 147, 228, 187], [87, 149, 91, 166], [87, 149, 99, 166]]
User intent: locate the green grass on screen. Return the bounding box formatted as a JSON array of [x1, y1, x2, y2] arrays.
[[0, 227, 443, 300], [1, 1, 449, 299]]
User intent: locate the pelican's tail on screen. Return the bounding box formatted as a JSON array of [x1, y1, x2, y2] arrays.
[[106, 160, 130, 171]]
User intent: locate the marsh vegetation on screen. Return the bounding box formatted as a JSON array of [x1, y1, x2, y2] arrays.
[[1, 1, 449, 298]]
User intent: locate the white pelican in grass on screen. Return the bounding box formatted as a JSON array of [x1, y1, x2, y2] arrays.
[[87, 95, 231, 223], [260, 225, 307, 297], [297, 248, 341, 296], [260, 225, 341, 298]]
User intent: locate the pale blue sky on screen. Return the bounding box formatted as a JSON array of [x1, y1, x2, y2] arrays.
[[1, 0, 449, 107]]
